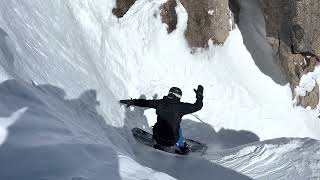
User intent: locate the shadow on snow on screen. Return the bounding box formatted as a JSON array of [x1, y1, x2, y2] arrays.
[[0, 79, 121, 180], [0, 79, 255, 180], [231, 0, 287, 85]]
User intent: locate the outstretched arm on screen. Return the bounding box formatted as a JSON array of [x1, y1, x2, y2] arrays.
[[119, 99, 159, 109], [178, 98, 203, 114], [178, 85, 204, 115]]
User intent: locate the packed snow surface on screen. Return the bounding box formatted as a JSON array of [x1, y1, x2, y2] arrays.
[[0, 0, 319, 179]]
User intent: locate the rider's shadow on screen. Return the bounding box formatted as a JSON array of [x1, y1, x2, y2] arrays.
[[181, 119, 260, 150]]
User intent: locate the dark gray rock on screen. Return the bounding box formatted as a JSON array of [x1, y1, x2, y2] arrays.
[[180, 0, 230, 48], [160, 0, 178, 33], [292, 0, 320, 58], [228, 0, 240, 28]]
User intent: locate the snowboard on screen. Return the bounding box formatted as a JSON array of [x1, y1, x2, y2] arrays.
[[132, 127, 207, 155]]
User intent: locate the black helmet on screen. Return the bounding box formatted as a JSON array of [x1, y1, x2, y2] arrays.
[[168, 87, 182, 99]]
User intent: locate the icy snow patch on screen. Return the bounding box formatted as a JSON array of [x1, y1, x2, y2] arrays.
[[295, 66, 320, 97], [0, 107, 28, 145]]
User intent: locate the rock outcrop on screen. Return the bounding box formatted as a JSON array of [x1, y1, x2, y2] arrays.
[[180, 0, 231, 48], [112, 0, 137, 18], [112, 0, 232, 47], [260, 0, 320, 108], [160, 0, 178, 33]]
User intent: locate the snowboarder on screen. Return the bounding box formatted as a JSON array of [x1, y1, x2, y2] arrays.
[[120, 85, 203, 154]]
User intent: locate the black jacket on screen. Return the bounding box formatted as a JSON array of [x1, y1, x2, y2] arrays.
[[131, 95, 203, 146]]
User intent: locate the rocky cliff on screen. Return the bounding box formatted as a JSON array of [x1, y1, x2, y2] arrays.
[[260, 0, 320, 108], [111, 0, 320, 108], [112, 0, 232, 47], [180, 0, 231, 47]]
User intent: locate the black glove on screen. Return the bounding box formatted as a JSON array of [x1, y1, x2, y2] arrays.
[[119, 98, 134, 107], [194, 85, 204, 100]]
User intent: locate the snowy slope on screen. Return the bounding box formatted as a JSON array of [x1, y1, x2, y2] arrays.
[[208, 138, 320, 180], [0, 0, 319, 179]]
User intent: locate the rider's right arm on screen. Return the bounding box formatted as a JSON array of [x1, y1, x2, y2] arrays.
[[131, 99, 160, 109], [177, 98, 203, 115]]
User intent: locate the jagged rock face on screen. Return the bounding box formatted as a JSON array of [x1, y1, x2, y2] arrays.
[[297, 84, 319, 109], [112, 0, 231, 47], [160, 0, 178, 33], [112, 0, 137, 18], [292, 0, 320, 58], [260, 0, 320, 108], [180, 0, 230, 48]]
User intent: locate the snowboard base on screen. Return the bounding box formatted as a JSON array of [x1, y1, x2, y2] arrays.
[[132, 127, 207, 155]]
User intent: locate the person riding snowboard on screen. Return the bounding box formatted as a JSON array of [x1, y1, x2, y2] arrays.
[[120, 85, 203, 154]]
